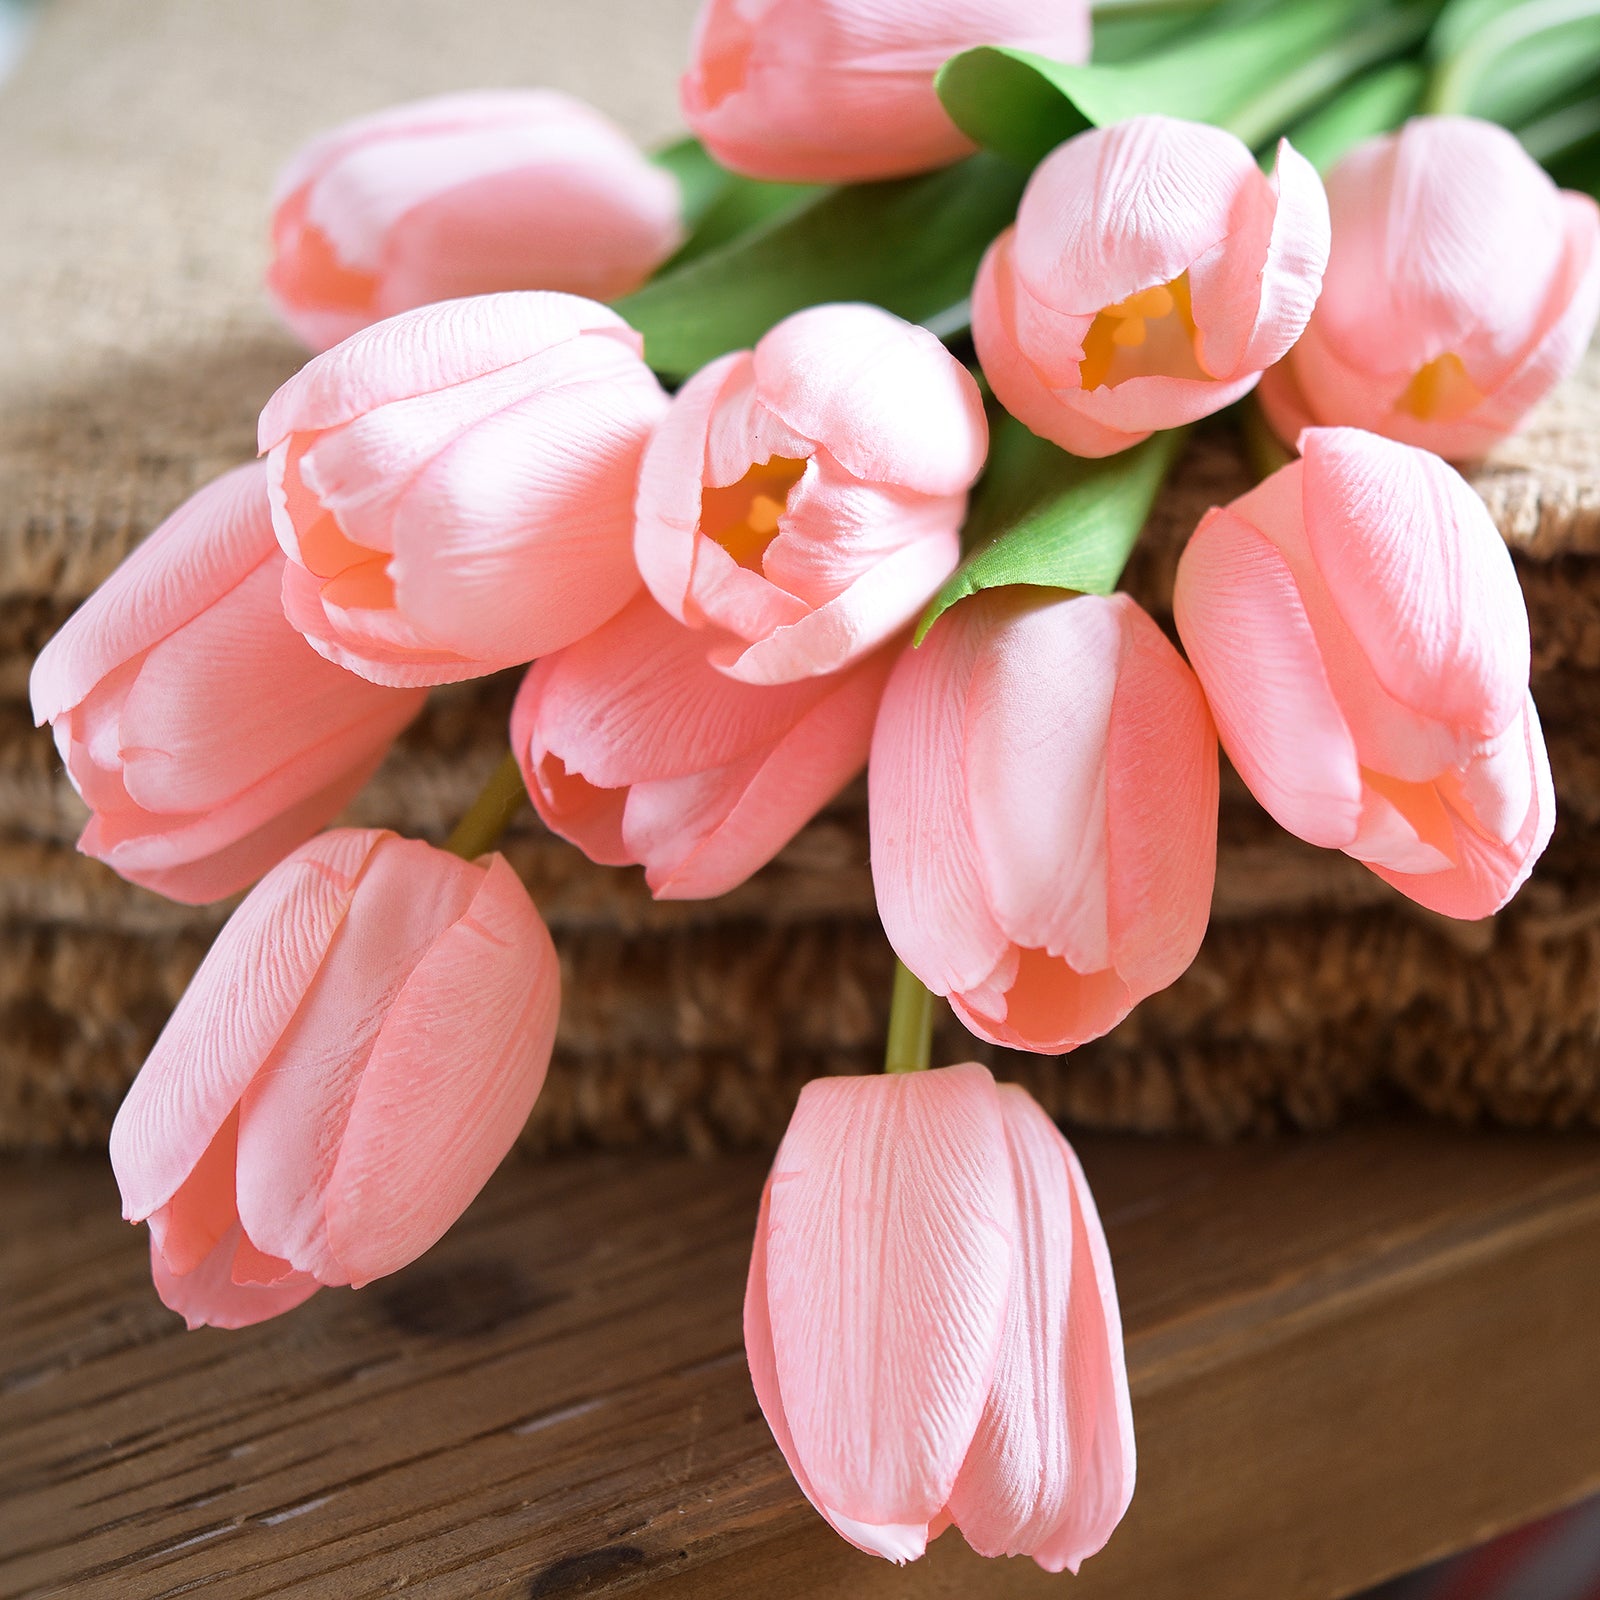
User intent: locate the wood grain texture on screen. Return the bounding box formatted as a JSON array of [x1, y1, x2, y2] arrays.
[[5, 1123, 1600, 1598]]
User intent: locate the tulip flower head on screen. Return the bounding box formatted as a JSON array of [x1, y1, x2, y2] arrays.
[[268, 90, 683, 352], [870, 589, 1218, 1053], [1259, 116, 1600, 460], [260, 292, 668, 687], [974, 115, 1330, 457], [29, 463, 425, 905], [682, 0, 1092, 183], [1174, 427, 1553, 918], [512, 594, 895, 899], [109, 829, 560, 1329], [746, 1062, 1134, 1567], [635, 303, 986, 685]]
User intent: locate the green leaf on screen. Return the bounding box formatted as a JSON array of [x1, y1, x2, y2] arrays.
[[916, 421, 1188, 643], [1286, 60, 1425, 171], [1424, 0, 1600, 122], [613, 153, 1028, 380], [936, 0, 1438, 164], [650, 137, 731, 231]]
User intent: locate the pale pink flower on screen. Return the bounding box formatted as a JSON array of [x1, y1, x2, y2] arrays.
[[870, 590, 1218, 1053], [29, 463, 424, 905], [635, 303, 985, 685], [682, 0, 1091, 183], [746, 1061, 1135, 1568], [974, 115, 1330, 457], [267, 90, 683, 353], [259, 293, 668, 687], [109, 828, 559, 1329], [1260, 117, 1600, 460], [1173, 427, 1553, 918], [512, 593, 894, 899]]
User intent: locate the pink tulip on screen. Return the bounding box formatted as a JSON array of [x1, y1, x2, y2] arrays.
[[512, 593, 894, 898], [746, 1062, 1135, 1568], [109, 828, 559, 1329], [267, 90, 683, 353], [682, 0, 1091, 183], [1173, 427, 1553, 919], [635, 304, 985, 685], [1260, 118, 1600, 460], [871, 590, 1218, 1052], [259, 292, 669, 687], [29, 463, 424, 905], [973, 115, 1330, 457]]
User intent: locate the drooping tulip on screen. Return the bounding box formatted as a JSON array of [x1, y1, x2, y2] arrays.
[[746, 1062, 1135, 1568], [1259, 117, 1600, 460], [973, 115, 1330, 457], [682, 0, 1091, 183], [512, 593, 894, 899], [259, 292, 669, 687], [29, 463, 425, 905], [1173, 427, 1553, 918], [870, 590, 1218, 1053], [634, 303, 986, 685], [109, 828, 559, 1329], [267, 90, 683, 352]]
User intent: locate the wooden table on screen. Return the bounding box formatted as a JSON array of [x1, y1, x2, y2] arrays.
[[6, 1121, 1600, 1599]]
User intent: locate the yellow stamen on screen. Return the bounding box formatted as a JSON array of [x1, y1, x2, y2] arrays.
[[699, 456, 807, 572], [1397, 352, 1485, 423], [1080, 272, 1199, 392]]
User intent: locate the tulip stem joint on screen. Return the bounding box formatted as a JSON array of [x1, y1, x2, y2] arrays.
[[884, 959, 937, 1075], [445, 750, 529, 861]]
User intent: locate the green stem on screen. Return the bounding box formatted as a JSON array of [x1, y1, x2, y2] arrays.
[[1424, 0, 1600, 115], [884, 960, 937, 1075], [444, 751, 528, 861]]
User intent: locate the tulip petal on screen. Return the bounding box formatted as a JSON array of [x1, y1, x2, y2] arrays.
[[151, 1224, 321, 1331], [762, 1064, 1015, 1530], [31, 464, 276, 727], [234, 837, 481, 1284], [869, 608, 1010, 996], [326, 856, 559, 1285], [109, 829, 381, 1226], [1299, 429, 1529, 742], [947, 1088, 1134, 1571], [1174, 495, 1362, 848]]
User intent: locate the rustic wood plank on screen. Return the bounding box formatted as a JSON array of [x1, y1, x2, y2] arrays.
[[4, 1123, 1600, 1598]]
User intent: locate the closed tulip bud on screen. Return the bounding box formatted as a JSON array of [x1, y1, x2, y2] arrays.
[[512, 594, 894, 899], [974, 115, 1330, 458], [267, 90, 683, 353], [635, 303, 986, 685], [1173, 427, 1554, 919], [29, 463, 424, 905], [109, 829, 559, 1329], [682, 0, 1091, 183], [1260, 117, 1600, 460], [746, 1062, 1135, 1569], [871, 590, 1217, 1052], [259, 292, 669, 687]]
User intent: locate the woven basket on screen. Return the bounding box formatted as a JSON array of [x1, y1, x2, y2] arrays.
[[4, 0, 1598, 1151]]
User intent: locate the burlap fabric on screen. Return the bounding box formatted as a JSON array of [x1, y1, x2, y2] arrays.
[[3, 0, 1598, 1152]]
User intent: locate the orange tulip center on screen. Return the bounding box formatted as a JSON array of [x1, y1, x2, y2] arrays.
[[1397, 352, 1485, 424], [1362, 768, 1460, 863], [1079, 273, 1201, 392], [699, 456, 807, 573]]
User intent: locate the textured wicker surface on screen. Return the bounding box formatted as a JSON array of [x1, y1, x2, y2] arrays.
[[3, 0, 1598, 1151]]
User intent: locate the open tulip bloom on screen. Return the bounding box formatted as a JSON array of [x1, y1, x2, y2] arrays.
[[38, 0, 1592, 1576]]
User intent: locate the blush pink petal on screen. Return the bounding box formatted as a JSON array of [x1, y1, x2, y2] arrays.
[[946, 1087, 1135, 1571], [326, 856, 560, 1285], [682, 0, 1090, 183], [152, 1225, 321, 1331], [1174, 500, 1363, 848], [759, 1064, 1015, 1536], [109, 828, 378, 1225]]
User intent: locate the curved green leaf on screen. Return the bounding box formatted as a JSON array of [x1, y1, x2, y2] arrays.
[[916, 422, 1188, 643], [1286, 61, 1425, 171], [651, 137, 820, 271], [614, 153, 1027, 380]]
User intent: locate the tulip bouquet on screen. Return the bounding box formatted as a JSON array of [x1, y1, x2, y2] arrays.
[[29, 0, 1600, 1575]]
